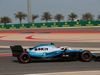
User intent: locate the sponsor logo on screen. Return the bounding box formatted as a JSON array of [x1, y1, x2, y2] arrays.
[[45, 52, 57, 55], [42, 52, 57, 56]]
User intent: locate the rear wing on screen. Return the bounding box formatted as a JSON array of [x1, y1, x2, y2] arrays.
[[10, 45, 24, 57]]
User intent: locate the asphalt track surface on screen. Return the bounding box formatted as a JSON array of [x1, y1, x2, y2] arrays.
[[0, 48, 11, 53], [0, 41, 100, 74], [0, 41, 100, 48], [0, 47, 100, 75], [0, 27, 100, 75], [0, 56, 100, 75], [0, 41, 100, 54]]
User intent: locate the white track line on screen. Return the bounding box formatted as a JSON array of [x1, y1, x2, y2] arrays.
[[25, 70, 100, 75]]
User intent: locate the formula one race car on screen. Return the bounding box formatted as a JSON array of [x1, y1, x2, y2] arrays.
[[10, 43, 100, 63]]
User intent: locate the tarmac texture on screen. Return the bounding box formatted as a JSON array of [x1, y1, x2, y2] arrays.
[[0, 27, 100, 75], [0, 56, 100, 75]]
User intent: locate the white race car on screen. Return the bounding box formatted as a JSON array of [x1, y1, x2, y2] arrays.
[[10, 43, 100, 63]]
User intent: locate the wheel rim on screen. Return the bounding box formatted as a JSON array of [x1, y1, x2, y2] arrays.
[[20, 53, 30, 63], [83, 53, 90, 60], [82, 51, 92, 61]]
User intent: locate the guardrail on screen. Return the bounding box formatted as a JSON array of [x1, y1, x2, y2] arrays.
[[0, 21, 100, 29]]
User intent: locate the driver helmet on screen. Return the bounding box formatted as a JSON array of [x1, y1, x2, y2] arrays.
[[51, 42, 54, 44]]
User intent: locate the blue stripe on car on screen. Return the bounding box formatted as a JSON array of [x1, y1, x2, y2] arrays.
[[28, 50, 62, 57]]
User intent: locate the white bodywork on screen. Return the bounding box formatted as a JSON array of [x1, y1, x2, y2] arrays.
[[60, 46, 72, 50]]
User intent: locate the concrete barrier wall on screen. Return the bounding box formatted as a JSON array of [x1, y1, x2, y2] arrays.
[[0, 21, 100, 29]]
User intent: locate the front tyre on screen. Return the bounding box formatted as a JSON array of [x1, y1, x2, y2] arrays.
[[20, 53, 30, 63], [81, 51, 92, 62]]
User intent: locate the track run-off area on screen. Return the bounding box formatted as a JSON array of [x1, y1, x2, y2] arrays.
[[0, 31, 100, 42], [0, 27, 100, 75]]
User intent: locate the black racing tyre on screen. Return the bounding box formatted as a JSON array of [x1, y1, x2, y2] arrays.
[[81, 51, 92, 62], [19, 53, 30, 63]]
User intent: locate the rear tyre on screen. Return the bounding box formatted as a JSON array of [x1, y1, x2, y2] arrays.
[[81, 51, 92, 62], [19, 53, 30, 63]]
